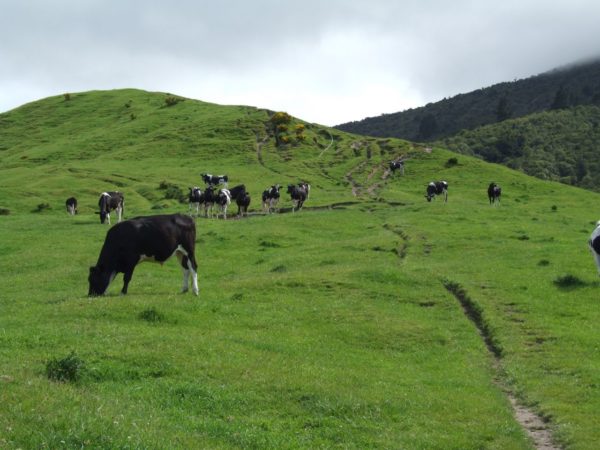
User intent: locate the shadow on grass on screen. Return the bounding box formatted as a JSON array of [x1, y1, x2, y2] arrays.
[[553, 274, 600, 290]]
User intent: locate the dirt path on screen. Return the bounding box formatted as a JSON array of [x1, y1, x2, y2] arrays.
[[443, 281, 560, 450], [255, 133, 284, 175]]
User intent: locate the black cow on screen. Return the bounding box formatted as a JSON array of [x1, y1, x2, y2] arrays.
[[426, 181, 448, 202], [88, 214, 198, 296], [262, 184, 281, 213], [98, 191, 124, 224], [590, 221, 600, 275], [228, 184, 250, 217], [65, 197, 78, 215], [188, 187, 204, 216], [215, 188, 232, 219], [389, 160, 405, 175], [488, 183, 501, 205], [201, 173, 228, 187], [203, 186, 217, 218], [287, 184, 309, 212]]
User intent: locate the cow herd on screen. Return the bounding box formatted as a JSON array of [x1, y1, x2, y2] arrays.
[[71, 161, 599, 296]]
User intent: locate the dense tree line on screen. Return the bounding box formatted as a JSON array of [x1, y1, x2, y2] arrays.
[[437, 105, 600, 191], [335, 59, 600, 141]]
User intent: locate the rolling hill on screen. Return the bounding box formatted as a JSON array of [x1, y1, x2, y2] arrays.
[[1, 89, 600, 449]]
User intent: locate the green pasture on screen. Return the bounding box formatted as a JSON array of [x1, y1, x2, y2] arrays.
[[1, 90, 600, 449]]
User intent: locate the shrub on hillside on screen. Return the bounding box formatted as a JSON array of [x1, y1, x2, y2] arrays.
[[158, 181, 186, 203], [0, 208, 9, 215], [164, 95, 184, 107], [554, 274, 586, 289]]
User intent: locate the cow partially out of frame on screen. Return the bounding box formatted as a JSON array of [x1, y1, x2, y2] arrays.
[[88, 214, 198, 296]]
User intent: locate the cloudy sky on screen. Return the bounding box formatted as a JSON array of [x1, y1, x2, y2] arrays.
[[1, 0, 600, 126]]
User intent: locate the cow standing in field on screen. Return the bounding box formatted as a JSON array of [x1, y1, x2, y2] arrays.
[[589, 221, 600, 276], [389, 160, 405, 175], [488, 183, 501, 205], [287, 183, 309, 212], [188, 187, 204, 216], [426, 181, 448, 202], [201, 173, 228, 187], [215, 188, 232, 219], [228, 184, 251, 217], [88, 213, 199, 296], [262, 184, 281, 213], [65, 197, 78, 215], [98, 191, 124, 224]]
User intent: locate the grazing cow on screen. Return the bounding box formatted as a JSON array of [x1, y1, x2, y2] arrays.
[[389, 160, 405, 175], [228, 184, 251, 217], [188, 187, 204, 216], [589, 221, 600, 276], [201, 173, 228, 187], [215, 188, 232, 219], [98, 191, 124, 224], [262, 184, 281, 213], [65, 197, 78, 215], [488, 183, 502, 205], [287, 184, 309, 212], [88, 213, 198, 296], [425, 181, 448, 202]]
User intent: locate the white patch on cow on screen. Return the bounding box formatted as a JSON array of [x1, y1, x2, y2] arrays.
[[106, 212, 111, 225], [181, 268, 190, 293], [589, 224, 600, 275]]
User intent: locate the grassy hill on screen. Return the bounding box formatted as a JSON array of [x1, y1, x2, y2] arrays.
[[1, 90, 600, 449], [335, 58, 600, 141]]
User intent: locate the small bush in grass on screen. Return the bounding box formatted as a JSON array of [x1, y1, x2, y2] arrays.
[[33, 203, 51, 213], [158, 181, 186, 203], [138, 308, 164, 323], [45, 351, 85, 382], [538, 259, 550, 266], [554, 274, 586, 289], [165, 95, 183, 107], [551, 205, 558, 212], [445, 157, 458, 167], [0, 208, 9, 215], [63, 93, 71, 101]]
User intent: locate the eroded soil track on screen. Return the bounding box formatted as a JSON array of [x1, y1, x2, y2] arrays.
[[443, 281, 560, 450]]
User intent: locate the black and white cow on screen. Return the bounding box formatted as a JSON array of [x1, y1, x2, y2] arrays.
[[65, 197, 78, 215], [589, 221, 600, 276], [425, 181, 448, 202], [262, 184, 281, 213], [228, 184, 250, 217], [88, 213, 198, 296], [201, 173, 228, 187], [215, 188, 232, 219], [287, 183, 309, 212], [298, 182, 311, 199], [488, 183, 501, 205], [188, 187, 204, 216], [389, 160, 405, 175], [203, 186, 217, 218], [98, 191, 124, 224]]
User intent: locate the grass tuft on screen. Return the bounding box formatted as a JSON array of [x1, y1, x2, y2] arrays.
[[138, 308, 165, 323], [45, 351, 85, 382]]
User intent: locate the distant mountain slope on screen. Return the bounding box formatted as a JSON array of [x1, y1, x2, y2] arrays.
[[435, 105, 600, 192], [335, 59, 600, 141]]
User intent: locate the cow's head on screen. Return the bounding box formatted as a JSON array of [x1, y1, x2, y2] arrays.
[[287, 184, 295, 194], [88, 265, 113, 296]]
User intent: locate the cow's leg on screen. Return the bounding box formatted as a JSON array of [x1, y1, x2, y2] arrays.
[[106, 212, 111, 225], [117, 205, 123, 222], [592, 249, 600, 276], [177, 248, 198, 295], [121, 267, 135, 294]]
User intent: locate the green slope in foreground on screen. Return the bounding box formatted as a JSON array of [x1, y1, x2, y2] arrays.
[[1, 89, 599, 449]]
